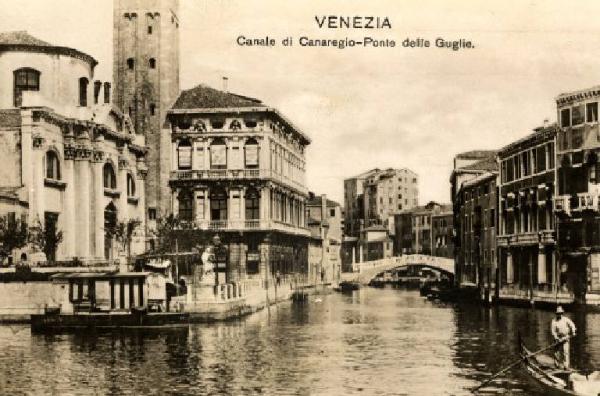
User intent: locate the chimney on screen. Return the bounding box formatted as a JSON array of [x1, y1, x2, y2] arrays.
[[222, 76, 229, 93]]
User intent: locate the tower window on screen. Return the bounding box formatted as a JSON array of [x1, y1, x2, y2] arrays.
[[79, 77, 88, 107], [13, 67, 40, 107], [148, 26, 153, 34], [150, 103, 156, 116], [149, 58, 156, 69], [103, 82, 111, 104], [93, 81, 101, 104], [127, 58, 134, 70]]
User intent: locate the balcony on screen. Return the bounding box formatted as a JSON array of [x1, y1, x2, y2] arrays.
[[573, 193, 598, 212], [497, 231, 556, 247], [191, 219, 311, 236], [539, 230, 556, 244], [553, 195, 571, 213], [169, 168, 308, 194]]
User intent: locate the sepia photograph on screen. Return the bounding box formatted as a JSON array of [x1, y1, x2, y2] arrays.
[[1, 0, 600, 395]]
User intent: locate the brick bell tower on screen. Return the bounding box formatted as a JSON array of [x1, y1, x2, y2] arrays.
[[113, 0, 180, 224]]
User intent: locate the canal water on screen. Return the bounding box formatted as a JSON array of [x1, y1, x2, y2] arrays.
[[2, 288, 600, 395]]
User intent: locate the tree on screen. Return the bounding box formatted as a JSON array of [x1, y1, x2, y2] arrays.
[[152, 214, 204, 253], [105, 218, 142, 261], [0, 215, 28, 264], [28, 219, 63, 262]]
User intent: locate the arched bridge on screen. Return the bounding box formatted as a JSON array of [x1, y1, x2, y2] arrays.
[[341, 255, 455, 285]]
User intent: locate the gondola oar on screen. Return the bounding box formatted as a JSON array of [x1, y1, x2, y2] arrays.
[[471, 336, 570, 393]]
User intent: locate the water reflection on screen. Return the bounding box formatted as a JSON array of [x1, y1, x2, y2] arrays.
[[3, 289, 600, 395]]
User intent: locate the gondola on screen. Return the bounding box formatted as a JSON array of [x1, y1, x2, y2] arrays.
[[519, 341, 600, 395]]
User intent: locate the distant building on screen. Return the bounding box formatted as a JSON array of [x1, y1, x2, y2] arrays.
[[359, 225, 393, 262], [497, 124, 557, 303], [0, 31, 147, 263], [306, 192, 342, 284], [451, 151, 498, 292], [392, 202, 453, 258], [344, 167, 418, 236]]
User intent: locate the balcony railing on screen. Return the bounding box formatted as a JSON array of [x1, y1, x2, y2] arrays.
[[191, 219, 310, 236], [574, 193, 598, 211], [553, 195, 571, 213], [497, 230, 556, 247], [169, 168, 308, 194]]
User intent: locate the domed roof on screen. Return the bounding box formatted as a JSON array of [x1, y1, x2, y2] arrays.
[[0, 31, 97, 67]]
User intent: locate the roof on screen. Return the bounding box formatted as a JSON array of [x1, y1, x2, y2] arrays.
[[51, 272, 151, 280], [306, 195, 340, 207], [455, 150, 497, 160], [173, 84, 264, 109], [462, 171, 497, 189], [498, 123, 557, 157], [0, 31, 97, 67], [461, 157, 498, 172], [169, 84, 311, 145], [556, 85, 600, 106]]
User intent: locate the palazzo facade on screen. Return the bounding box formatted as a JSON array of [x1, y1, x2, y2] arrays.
[[167, 85, 311, 282]]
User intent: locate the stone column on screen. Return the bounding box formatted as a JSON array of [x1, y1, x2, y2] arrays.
[[92, 150, 105, 259], [506, 251, 513, 284], [62, 143, 76, 259], [31, 137, 45, 228], [75, 135, 92, 260], [537, 245, 546, 284]]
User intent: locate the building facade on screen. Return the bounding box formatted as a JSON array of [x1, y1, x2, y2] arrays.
[[497, 124, 558, 303], [343, 168, 379, 237], [306, 193, 342, 284], [555, 86, 600, 304], [113, 0, 180, 224], [452, 155, 498, 294], [167, 84, 311, 283], [431, 206, 454, 259], [0, 31, 147, 263]]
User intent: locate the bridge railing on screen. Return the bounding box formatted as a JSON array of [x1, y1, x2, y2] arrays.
[[353, 254, 454, 274]]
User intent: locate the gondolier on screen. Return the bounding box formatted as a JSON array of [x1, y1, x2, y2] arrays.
[[551, 305, 576, 369]]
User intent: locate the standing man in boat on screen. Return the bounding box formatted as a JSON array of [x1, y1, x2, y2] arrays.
[[551, 305, 577, 369]]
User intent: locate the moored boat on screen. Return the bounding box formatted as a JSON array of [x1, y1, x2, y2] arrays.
[[520, 341, 600, 395]]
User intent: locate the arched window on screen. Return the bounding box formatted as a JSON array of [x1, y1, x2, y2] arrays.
[[210, 188, 228, 221], [13, 67, 40, 107], [93, 80, 102, 104], [178, 190, 193, 221], [103, 82, 111, 104], [177, 140, 192, 170], [245, 188, 260, 220], [127, 173, 136, 197], [210, 138, 227, 169], [244, 138, 259, 168], [127, 58, 135, 70], [103, 163, 117, 189], [149, 58, 156, 69], [45, 151, 60, 180], [150, 103, 156, 116], [79, 77, 88, 107], [104, 202, 117, 259]]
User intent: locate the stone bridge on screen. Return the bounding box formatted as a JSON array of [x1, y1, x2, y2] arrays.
[[341, 255, 455, 285]]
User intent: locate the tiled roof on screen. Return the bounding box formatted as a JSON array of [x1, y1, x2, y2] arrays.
[[0, 31, 97, 67], [0, 31, 52, 46], [0, 110, 21, 128], [172, 84, 264, 109], [455, 150, 497, 160], [461, 157, 498, 172], [499, 123, 557, 157]]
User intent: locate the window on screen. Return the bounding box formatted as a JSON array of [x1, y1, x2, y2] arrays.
[[245, 188, 260, 220], [149, 58, 156, 69], [330, 209, 335, 217], [79, 77, 88, 107], [210, 138, 227, 169], [210, 188, 228, 220], [127, 58, 135, 70], [13, 68, 40, 107], [148, 25, 153, 34], [587, 102, 598, 123], [93, 81, 101, 104], [45, 151, 60, 180], [150, 103, 156, 116], [572, 105, 584, 126], [560, 108, 570, 128], [127, 173, 135, 197], [103, 163, 116, 189], [177, 140, 192, 169], [178, 190, 193, 221], [103, 82, 111, 104], [148, 208, 157, 220]]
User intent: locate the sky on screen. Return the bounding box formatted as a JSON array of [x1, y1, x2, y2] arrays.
[[3, 0, 600, 206]]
